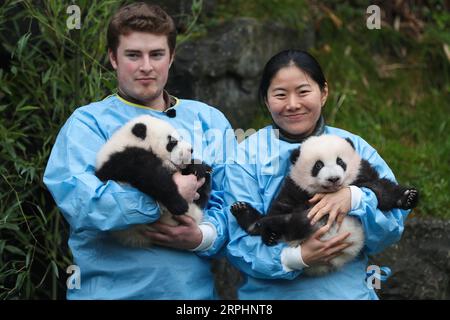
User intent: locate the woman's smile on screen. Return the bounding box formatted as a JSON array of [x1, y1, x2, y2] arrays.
[[284, 112, 308, 121]]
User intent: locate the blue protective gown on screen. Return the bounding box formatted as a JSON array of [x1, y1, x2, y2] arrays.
[[224, 125, 410, 300], [44, 94, 234, 299]]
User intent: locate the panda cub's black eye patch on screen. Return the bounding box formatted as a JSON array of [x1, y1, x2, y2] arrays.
[[166, 135, 178, 152], [311, 160, 324, 177], [336, 157, 347, 171]]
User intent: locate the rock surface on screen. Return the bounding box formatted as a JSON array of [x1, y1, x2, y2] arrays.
[[370, 217, 450, 300], [212, 217, 450, 300], [167, 17, 313, 128]]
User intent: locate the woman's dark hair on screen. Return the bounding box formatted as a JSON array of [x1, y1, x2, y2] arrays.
[[258, 50, 327, 104]]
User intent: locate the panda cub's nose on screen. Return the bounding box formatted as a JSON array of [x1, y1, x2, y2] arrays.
[[189, 148, 193, 154], [327, 176, 340, 184]]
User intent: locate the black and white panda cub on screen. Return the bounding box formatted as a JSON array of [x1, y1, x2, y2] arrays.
[[95, 115, 212, 248], [231, 134, 418, 275]]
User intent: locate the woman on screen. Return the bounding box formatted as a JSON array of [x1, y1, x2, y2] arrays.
[[224, 50, 409, 299]]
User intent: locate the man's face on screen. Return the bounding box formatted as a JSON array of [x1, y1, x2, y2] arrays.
[[109, 32, 174, 108]]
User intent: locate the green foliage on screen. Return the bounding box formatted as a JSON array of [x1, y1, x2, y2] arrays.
[[0, 0, 210, 300], [250, 1, 450, 219], [1, 0, 448, 300], [214, 0, 309, 30], [314, 3, 449, 219], [176, 0, 205, 44], [0, 0, 119, 299]]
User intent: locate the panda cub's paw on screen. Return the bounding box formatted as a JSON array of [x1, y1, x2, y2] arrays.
[[230, 201, 264, 234], [397, 188, 419, 209], [182, 161, 212, 180], [260, 225, 281, 246], [230, 201, 252, 217]]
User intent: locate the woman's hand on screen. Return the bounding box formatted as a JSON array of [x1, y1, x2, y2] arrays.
[[141, 215, 203, 250], [301, 226, 353, 266], [307, 187, 351, 232], [172, 172, 205, 203]]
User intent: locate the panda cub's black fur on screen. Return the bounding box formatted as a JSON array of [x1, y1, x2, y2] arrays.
[[95, 115, 212, 247], [231, 134, 419, 275]]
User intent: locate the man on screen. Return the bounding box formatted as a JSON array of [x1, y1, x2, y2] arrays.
[[44, 2, 234, 299]]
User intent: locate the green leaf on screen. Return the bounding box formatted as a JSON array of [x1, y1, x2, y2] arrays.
[[15, 273, 26, 291], [17, 105, 39, 112], [42, 68, 51, 84], [25, 250, 32, 268], [0, 240, 6, 255], [14, 32, 32, 60], [5, 245, 26, 257], [0, 223, 20, 231], [51, 261, 59, 279]]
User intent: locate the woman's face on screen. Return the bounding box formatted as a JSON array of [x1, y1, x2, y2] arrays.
[[266, 64, 328, 136]]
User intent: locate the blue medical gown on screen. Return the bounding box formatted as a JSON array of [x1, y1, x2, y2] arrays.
[[43, 95, 234, 299], [224, 125, 410, 299]]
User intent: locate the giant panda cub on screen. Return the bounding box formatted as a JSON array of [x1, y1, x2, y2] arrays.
[[231, 134, 418, 275], [95, 115, 212, 248]]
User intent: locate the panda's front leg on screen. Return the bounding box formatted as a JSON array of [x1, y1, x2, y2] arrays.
[[135, 164, 190, 216], [230, 202, 264, 235], [182, 161, 212, 209], [182, 160, 212, 180], [162, 173, 196, 216], [147, 185, 189, 216], [257, 215, 295, 246], [164, 198, 190, 216], [361, 178, 419, 211]]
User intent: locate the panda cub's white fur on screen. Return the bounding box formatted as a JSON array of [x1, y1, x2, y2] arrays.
[[96, 115, 192, 172], [289, 135, 361, 196], [288, 135, 365, 275], [232, 134, 419, 276], [95, 115, 204, 248]]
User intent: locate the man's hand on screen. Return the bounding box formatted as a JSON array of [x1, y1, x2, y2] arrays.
[[172, 172, 205, 203], [141, 215, 203, 250]]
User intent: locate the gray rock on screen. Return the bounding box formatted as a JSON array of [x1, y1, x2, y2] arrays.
[[168, 17, 314, 128], [212, 217, 450, 300], [370, 217, 450, 300]]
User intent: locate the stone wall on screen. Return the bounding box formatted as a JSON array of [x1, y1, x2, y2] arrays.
[[158, 4, 450, 300], [212, 217, 450, 300], [167, 17, 314, 129], [370, 217, 450, 299]]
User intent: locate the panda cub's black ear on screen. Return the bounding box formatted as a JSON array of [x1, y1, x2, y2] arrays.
[[345, 138, 355, 150], [132, 123, 147, 140], [290, 147, 301, 164]]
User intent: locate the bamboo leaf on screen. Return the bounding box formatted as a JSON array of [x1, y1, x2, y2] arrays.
[[0, 240, 5, 255], [5, 245, 26, 257], [13, 32, 32, 59], [42, 68, 52, 84], [0, 223, 20, 231], [15, 273, 26, 291], [17, 105, 39, 112], [51, 261, 59, 279]]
